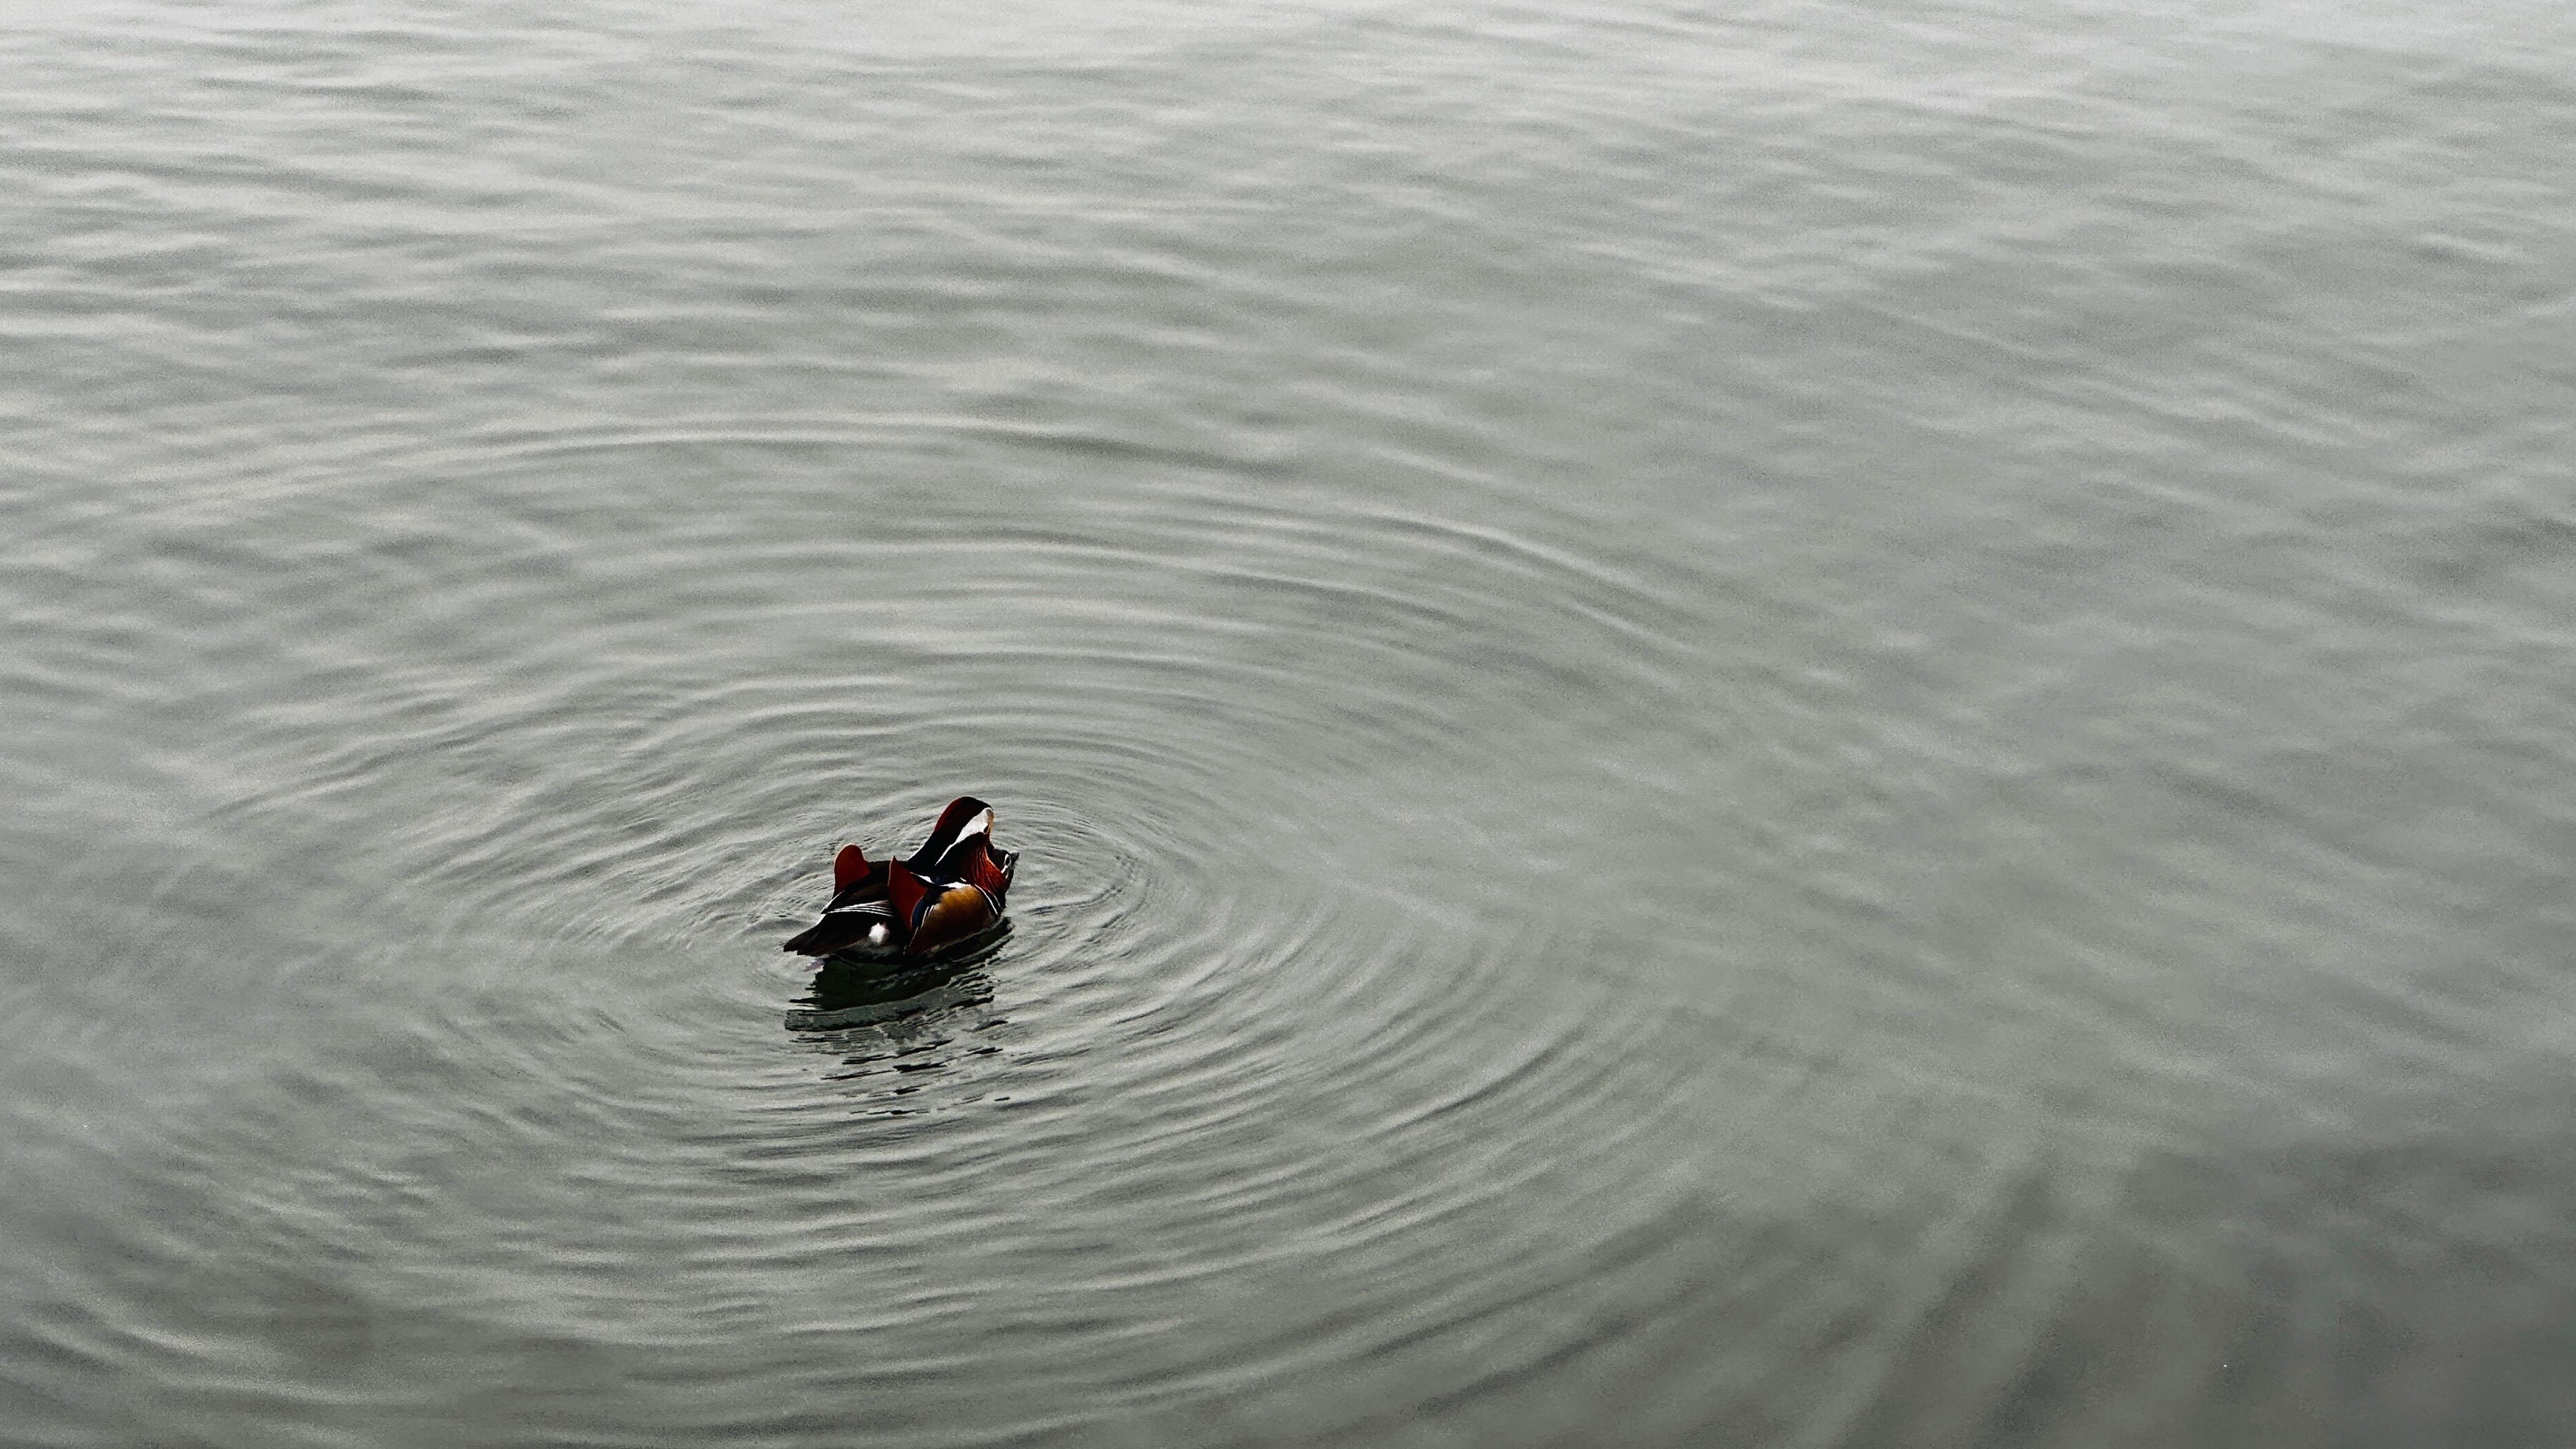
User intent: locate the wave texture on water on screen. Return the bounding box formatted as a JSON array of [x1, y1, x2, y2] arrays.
[[4, 0, 2576, 1445]]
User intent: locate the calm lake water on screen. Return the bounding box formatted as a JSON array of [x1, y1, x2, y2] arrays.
[[5, 1, 2574, 1444]]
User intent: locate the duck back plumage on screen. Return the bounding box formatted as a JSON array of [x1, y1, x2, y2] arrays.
[[783, 797, 1016, 960]]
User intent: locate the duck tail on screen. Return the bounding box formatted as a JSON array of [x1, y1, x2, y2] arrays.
[[784, 915, 866, 956]]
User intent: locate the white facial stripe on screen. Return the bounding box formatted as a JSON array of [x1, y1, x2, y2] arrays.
[[955, 809, 992, 843]]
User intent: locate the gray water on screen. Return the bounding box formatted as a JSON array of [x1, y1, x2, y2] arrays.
[[4, 1, 2574, 1444]]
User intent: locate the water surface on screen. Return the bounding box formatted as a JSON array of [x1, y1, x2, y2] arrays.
[[5, 1, 2575, 1444]]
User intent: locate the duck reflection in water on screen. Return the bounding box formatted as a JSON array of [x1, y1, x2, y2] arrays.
[[788, 936, 1011, 1110], [788, 923, 1009, 1032]]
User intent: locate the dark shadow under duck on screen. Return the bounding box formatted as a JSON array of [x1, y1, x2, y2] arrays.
[[782, 796, 1018, 963], [789, 928, 1008, 1032]]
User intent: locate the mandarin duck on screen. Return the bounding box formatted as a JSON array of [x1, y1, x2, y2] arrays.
[[782, 796, 1018, 961]]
